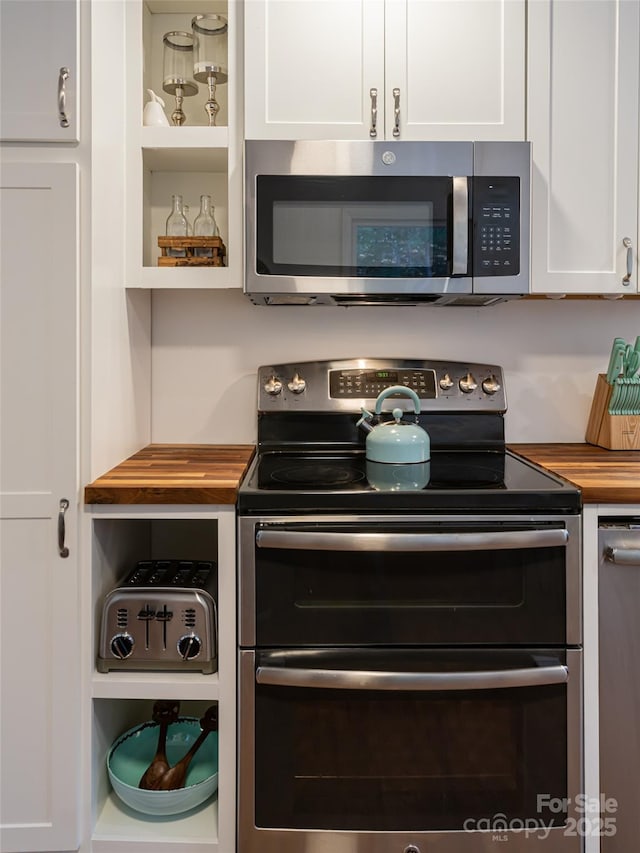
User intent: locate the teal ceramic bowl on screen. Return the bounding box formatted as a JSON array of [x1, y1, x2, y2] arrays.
[[107, 717, 218, 816]]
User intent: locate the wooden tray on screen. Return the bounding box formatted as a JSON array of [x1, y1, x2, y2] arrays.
[[157, 236, 226, 267], [585, 373, 640, 450]]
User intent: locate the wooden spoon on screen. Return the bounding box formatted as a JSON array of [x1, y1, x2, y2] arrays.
[[154, 705, 218, 791], [138, 699, 181, 789]]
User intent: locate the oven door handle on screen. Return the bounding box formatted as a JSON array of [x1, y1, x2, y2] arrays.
[[604, 546, 640, 566], [256, 663, 569, 691], [255, 528, 569, 552]]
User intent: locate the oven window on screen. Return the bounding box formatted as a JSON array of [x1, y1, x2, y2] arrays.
[[253, 649, 568, 832], [255, 523, 567, 646], [256, 176, 452, 277]]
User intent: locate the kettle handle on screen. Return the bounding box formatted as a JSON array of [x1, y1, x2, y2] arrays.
[[374, 385, 421, 415]]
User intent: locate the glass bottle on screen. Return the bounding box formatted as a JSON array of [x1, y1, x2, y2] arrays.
[[165, 194, 188, 257], [193, 194, 219, 257], [184, 204, 192, 235]]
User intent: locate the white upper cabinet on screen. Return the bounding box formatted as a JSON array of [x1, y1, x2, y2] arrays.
[[245, 0, 525, 141], [528, 0, 640, 295], [245, 0, 385, 139], [385, 0, 525, 141], [117, 0, 241, 290], [0, 0, 79, 142]]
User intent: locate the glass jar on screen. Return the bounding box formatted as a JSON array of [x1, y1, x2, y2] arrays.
[[162, 31, 198, 126], [165, 194, 188, 257], [193, 194, 219, 257], [191, 14, 228, 125]]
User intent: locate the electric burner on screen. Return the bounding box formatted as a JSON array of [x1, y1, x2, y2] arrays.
[[270, 461, 367, 488]]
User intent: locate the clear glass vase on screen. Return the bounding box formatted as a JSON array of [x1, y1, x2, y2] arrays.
[[165, 194, 188, 257], [193, 194, 219, 257]]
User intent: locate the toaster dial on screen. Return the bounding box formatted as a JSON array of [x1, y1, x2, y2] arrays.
[[177, 633, 202, 660], [110, 632, 134, 659]]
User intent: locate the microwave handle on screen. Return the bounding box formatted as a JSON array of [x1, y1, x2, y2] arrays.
[[256, 663, 569, 691], [452, 176, 468, 275], [255, 528, 569, 553]]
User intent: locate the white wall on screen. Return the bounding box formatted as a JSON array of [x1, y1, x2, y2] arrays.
[[151, 289, 640, 445], [91, 0, 152, 481]]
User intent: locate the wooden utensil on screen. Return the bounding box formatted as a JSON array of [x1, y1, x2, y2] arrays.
[[138, 699, 181, 790], [154, 705, 218, 791]]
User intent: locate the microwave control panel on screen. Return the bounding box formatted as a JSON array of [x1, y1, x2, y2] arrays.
[[472, 176, 520, 276]]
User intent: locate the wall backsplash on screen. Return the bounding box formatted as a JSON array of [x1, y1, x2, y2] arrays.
[[151, 289, 640, 445]]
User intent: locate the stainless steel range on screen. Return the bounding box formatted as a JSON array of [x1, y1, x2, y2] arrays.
[[237, 359, 583, 853]]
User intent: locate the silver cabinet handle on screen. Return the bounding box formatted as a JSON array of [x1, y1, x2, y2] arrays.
[[392, 87, 400, 137], [256, 663, 569, 691], [58, 498, 70, 558], [256, 528, 569, 552], [622, 237, 633, 285], [369, 87, 378, 138], [604, 546, 640, 566], [58, 67, 70, 128], [452, 176, 469, 275]]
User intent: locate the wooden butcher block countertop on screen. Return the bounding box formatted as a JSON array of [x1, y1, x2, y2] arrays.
[[509, 443, 640, 504], [85, 442, 640, 506], [85, 444, 256, 505]]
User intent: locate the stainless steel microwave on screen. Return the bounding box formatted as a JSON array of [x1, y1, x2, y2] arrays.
[[245, 140, 531, 307]]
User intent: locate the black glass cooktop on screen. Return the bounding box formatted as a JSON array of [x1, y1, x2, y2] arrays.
[[237, 450, 581, 514]]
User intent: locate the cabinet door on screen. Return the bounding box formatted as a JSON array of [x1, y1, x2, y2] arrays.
[[244, 0, 385, 139], [0, 163, 79, 851], [528, 0, 639, 294], [385, 0, 525, 141], [0, 0, 78, 142]]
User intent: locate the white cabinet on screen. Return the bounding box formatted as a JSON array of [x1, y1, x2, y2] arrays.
[[0, 0, 79, 142], [119, 0, 242, 290], [528, 0, 640, 295], [245, 0, 525, 141], [245, 0, 384, 140], [87, 508, 237, 853], [0, 162, 80, 851]]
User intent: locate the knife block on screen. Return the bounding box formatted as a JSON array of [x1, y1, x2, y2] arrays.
[[585, 374, 640, 450]]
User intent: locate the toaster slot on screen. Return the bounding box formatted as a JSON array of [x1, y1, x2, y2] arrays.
[[155, 603, 174, 650], [137, 604, 156, 650]]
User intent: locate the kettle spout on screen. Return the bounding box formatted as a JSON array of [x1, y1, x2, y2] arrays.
[[356, 407, 375, 433]]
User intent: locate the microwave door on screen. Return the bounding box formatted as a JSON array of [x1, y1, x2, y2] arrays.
[[247, 173, 473, 302]]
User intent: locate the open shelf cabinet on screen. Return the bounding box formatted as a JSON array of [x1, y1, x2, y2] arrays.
[[87, 506, 237, 853], [125, 0, 242, 290]]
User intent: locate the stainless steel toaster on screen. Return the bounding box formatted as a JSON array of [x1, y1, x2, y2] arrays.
[[98, 560, 218, 673]]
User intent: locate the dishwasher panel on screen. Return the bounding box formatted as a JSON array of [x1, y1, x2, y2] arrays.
[[598, 520, 640, 851]]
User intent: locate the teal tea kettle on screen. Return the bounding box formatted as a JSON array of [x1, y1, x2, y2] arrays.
[[357, 385, 430, 464]]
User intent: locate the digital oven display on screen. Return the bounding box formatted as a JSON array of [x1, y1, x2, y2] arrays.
[[366, 371, 397, 381]]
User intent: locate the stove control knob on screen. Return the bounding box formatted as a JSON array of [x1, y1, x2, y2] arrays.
[[264, 375, 283, 396], [287, 372, 306, 394], [459, 372, 478, 394], [439, 373, 454, 391], [482, 374, 501, 395], [178, 633, 201, 661], [110, 633, 134, 660]]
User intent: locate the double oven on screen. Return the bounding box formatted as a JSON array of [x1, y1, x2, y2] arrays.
[[238, 359, 583, 853]]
